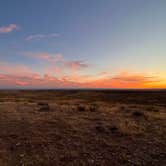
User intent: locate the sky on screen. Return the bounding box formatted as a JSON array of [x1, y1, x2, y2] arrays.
[[0, 0, 166, 89]]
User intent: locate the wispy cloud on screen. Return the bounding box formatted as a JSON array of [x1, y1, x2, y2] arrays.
[[65, 60, 89, 71], [26, 33, 60, 41], [87, 72, 162, 88], [15, 80, 29, 86], [23, 52, 64, 63], [0, 24, 19, 34], [22, 52, 89, 72], [0, 61, 34, 77]]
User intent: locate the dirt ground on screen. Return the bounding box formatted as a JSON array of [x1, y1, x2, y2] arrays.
[[0, 90, 165, 166]]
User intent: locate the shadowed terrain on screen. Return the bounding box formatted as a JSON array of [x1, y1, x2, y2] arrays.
[[0, 90, 165, 165]]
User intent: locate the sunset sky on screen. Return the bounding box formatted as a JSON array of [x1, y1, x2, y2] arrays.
[[0, 0, 166, 89]]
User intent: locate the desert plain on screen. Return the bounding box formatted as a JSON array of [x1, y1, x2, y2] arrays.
[[0, 90, 165, 166]]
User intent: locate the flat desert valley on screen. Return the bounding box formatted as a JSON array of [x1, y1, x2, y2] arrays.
[[0, 90, 165, 166]]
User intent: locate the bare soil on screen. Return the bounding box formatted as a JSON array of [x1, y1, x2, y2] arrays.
[[0, 90, 165, 166]]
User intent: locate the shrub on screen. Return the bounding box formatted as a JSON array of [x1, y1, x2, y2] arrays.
[[38, 103, 50, 112], [132, 111, 144, 117], [77, 105, 85, 112], [89, 104, 97, 112]]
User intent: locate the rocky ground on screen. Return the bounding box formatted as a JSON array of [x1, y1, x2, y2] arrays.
[[0, 90, 165, 166]]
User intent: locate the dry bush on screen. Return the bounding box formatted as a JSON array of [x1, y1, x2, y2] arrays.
[[76, 103, 99, 112], [37, 102, 48, 106], [88, 104, 98, 112], [37, 102, 50, 112], [132, 111, 144, 117], [77, 105, 86, 112]]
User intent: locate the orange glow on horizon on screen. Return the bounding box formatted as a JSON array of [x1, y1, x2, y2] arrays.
[[0, 61, 165, 89]]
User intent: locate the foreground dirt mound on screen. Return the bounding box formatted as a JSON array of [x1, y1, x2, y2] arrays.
[[0, 90, 165, 166]]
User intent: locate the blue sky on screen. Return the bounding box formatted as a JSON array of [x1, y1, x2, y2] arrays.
[[0, 0, 166, 88]]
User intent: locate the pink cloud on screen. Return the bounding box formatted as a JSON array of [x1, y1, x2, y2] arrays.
[[0, 74, 7, 80], [23, 52, 63, 63], [0, 62, 82, 88], [0, 62, 34, 77], [65, 61, 89, 71], [15, 80, 29, 86], [0, 60, 164, 89], [0, 24, 19, 34], [45, 66, 62, 76], [23, 52, 89, 73], [0, 71, 164, 89]]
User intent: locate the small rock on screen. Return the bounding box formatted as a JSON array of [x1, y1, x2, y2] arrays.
[[19, 154, 25, 158], [16, 142, 21, 146]]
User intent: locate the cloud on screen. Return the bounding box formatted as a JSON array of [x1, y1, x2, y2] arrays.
[[0, 61, 165, 89], [0, 24, 19, 34], [0, 62, 34, 77], [65, 61, 89, 71], [0, 72, 165, 89], [99, 72, 109, 76], [23, 52, 63, 63], [15, 80, 29, 86], [86, 72, 162, 88], [45, 66, 63, 76], [26, 33, 60, 41], [112, 74, 158, 83], [0, 73, 83, 88], [0, 61, 83, 88], [23, 52, 89, 73]]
